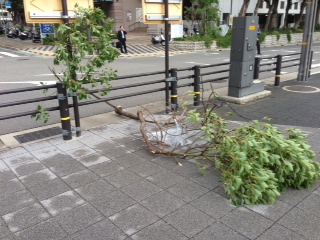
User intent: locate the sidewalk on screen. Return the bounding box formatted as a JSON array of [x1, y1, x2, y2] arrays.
[[0, 71, 320, 239], [0, 36, 188, 57]]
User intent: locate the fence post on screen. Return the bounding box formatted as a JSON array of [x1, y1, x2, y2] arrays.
[[193, 65, 201, 106], [308, 51, 313, 78], [57, 82, 72, 140], [170, 68, 178, 111], [71, 92, 81, 137], [253, 57, 261, 80], [274, 55, 282, 86]]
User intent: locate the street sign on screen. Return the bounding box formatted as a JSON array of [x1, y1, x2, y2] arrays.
[[24, 0, 94, 24], [142, 0, 182, 24], [5, 1, 11, 8], [40, 24, 54, 34]]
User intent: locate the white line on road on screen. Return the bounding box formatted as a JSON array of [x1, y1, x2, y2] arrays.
[[271, 71, 288, 74], [34, 73, 63, 76], [312, 63, 320, 68], [0, 52, 21, 57], [0, 81, 56, 86], [185, 62, 211, 65]]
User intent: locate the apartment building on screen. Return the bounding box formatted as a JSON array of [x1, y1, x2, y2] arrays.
[[220, 0, 304, 28]]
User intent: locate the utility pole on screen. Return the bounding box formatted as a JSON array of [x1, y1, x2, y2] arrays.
[[297, 0, 317, 81], [164, 0, 170, 112]]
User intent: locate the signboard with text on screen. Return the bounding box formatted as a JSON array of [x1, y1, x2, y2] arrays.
[[24, 0, 94, 23], [142, 0, 182, 25]]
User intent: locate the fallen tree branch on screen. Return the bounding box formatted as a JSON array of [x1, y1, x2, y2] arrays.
[[137, 110, 185, 157]]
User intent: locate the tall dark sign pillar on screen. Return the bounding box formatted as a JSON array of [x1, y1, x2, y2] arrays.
[[228, 16, 264, 98]]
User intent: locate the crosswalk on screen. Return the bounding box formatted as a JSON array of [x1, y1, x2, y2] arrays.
[[0, 51, 22, 58], [22, 44, 188, 57]]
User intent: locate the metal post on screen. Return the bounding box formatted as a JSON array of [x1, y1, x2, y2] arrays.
[[274, 55, 282, 87], [61, 0, 81, 137], [308, 51, 313, 78], [253, 57, 261, 80], [170, 68, 178, 111], [57, 82, 72, 140], [164, 0, 170, 112], [193, 65, 201, 106], [72, 94, 81, 137], [297, 0, 316, 81]]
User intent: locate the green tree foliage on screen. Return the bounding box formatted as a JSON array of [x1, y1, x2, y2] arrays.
[[32, 6, 119, 122], [184, 0, 220, 37], [184, 109, 320, 205], [6, 0, 24, 24], [53, 5, 120, 100]]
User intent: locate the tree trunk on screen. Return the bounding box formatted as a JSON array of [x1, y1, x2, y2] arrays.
[[264, 1, 274, 31], [239, 0, 251, 17], [284, 0, 292, 28], [294, 0, 306, 29], [316, 3, 320, 25], [254, 0, 264, 16], [270, 0, 280, 28]]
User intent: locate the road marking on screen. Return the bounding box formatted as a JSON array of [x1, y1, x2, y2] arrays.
[[312, 63, 320, 68], [185, 61, 210, 65], [271, 71, 288, 74], [34, 73, 63, 76], [0, 52, 21, 57], [286, 51, 297, 53], [0, 81, 56, 86]]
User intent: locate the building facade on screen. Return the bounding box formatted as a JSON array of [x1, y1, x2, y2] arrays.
[[96, 0, 307, 32], [220, 0, 305, 28]]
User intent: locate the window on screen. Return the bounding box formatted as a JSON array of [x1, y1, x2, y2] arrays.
[[294, 3, 298, 10], [280, 1, 285, 9]]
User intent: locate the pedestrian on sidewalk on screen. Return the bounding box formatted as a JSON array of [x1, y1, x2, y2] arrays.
[[117, 26, 128, 54], [257, 25, 262, 55]]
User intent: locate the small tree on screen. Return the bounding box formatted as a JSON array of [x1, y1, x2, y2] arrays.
[[33, 6, 120, 122], [53, 5, 120, 99]]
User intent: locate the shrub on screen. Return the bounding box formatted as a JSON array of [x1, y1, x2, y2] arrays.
[[286, 29, 292, 42], [215, 31, 232, 48], [42, 35, 56, 45]]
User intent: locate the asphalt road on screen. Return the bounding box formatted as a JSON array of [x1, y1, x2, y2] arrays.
[[1, 44, 320, 135]]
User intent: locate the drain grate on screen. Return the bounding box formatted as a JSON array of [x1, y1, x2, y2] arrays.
[[14, 127, 61, 144]]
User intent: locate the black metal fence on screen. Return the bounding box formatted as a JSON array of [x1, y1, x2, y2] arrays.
[[0, 52, 308, 140]]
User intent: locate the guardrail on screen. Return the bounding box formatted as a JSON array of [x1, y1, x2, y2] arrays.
[[254, 52, 312, 86], [0, 62, 230, 140], [0, 52, 309, 141]]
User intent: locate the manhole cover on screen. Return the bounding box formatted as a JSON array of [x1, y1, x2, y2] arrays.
[[282, 85, 320, 93]]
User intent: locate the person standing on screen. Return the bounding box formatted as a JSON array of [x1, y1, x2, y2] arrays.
[[256, 26, 262, 55], [117, 26, 128, 54]]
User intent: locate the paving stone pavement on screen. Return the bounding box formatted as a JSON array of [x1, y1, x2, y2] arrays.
[[1, 36, 320, 239], [1, 86, 320, 240]]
